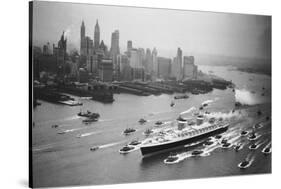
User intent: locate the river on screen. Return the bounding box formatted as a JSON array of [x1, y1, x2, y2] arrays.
[[32, 65, 271, 187]]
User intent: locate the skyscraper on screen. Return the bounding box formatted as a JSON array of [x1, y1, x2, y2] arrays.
[[94, 20, 100, 49], [80, 21, 86, 56], [171, 47, 183, 80], [127, 40, 132, 52], [110, 30, 120, 80], [110, 30, 120, 56], [152, 47, 158, 77]]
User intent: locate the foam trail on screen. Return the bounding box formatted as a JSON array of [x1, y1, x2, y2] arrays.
[[99, 141, 124, 149], [76, 131, 102, 138], [180, 107, 196, 115], [235, 89, 269, 105], [205, 111, 242, 120], [202, 99, 214, 105], [58, 127, 83, 134]]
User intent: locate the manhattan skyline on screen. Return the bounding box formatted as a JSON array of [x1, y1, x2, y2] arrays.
[[32, 1, 271, 60]]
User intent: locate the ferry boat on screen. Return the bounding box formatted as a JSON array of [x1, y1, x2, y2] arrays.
[[140, 116, 229, 156]]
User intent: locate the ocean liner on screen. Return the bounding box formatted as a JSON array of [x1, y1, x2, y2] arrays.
[[140, 115, 229, 156]]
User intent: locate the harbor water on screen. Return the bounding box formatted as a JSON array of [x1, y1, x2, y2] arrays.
[[32, 65, 271, 187]]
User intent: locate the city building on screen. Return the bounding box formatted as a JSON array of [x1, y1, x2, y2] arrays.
[[117, 54, 131, 81], [171, 47, 183, 80], [53, 31, 67, 76], [110, 30, 120, 80], [183, 56, 197, 79], [43, 42, 52, 55], [130, 49, 144, 81], [98, 59, 113, 82], [157, 57, 171, 79], [152, 47, 158, 79], [127, 40, 132, 52], [94, 20, 100, 49], [80, 21, 86, 56]]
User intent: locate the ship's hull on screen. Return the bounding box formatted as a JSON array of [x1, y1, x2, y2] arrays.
[[140, 125, 228, 156]]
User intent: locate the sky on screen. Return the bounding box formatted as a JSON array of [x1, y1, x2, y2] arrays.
[[32, 1, 271, 60]]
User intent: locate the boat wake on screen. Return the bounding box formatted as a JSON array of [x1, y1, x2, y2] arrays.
[[99, 141, 124, 149], [180, 107, 196, 115], [76, 131, 102, 138], [57, 128, 83, 134]]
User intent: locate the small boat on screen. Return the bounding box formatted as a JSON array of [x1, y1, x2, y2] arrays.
[[123, 128, 136, 135], [174, 94, 189, 100], [129, 140, 141, 146], [202, 103, 208, 107], [262, 147, 271, 155], [234, 143, 242, 151], [90, 146, 99, 151], [257, 110, 262, 116], [57, 131, 66, 134], [78, 110, 100, 119], [191, 150, 204, 156], [221, 138, 228, 144], [204, 140, 214, 146], [249, 143, 258, 150], [177, 116, 187, 122], [215, 135, 222, 139], [248, 132, 257, 140], [144, 129, 153, 136], [138, 118, 147, 124], [238, 160, 250, 169], [155, 121, 164, 126], [221, 142, 232, 148], [205, 111, 211, 114], [170, 101, 175, 107], [119, 145, 134, 153], [82, 118, 98, 123], [240, 130, 248, 136], [199, 106, 204, 110], [165, 153, 179, 163], [51, 124, 59, 128]]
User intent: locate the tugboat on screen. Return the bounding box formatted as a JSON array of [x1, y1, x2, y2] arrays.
[[240, 130, 248, 136], [123, 128, 136, 135], [248, 132, 257, 140], [155, 121, 164, 126], [90, 146, 99, 151], [119, 145, 135, 154], [191, 150, 204, 156], [144, 128, 153, 136], [129, 140, 142, 146], [262, 147, 271, 155], [234, 143, 243, 151], [164, 153, 179, 163], [249, 143, 258, 150], [222, 142, 232, 148], [238, 160, 250, 169], [138, 118, 147, 124], [78, 110, 100, 119]]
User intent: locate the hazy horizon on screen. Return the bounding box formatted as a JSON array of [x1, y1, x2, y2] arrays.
[[32, 1, 271, 61]]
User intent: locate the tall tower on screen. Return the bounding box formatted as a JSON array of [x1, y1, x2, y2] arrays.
[[80, 21, 86, 56], [152, 47, 158, 77], [110, 30, 120, 55], [94, 20, 100, 49]]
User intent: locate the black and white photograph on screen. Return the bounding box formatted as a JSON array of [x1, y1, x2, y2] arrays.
[[30, 1, 271, 188]]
